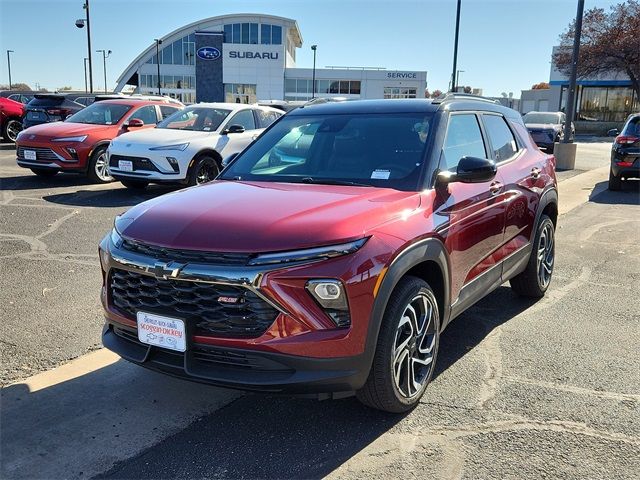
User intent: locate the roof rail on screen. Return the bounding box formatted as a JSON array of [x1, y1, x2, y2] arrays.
[[432, 92, 500, 105]]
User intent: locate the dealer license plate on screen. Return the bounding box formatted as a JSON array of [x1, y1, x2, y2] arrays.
[[24, 150, 37, 160], [137, 311, 186, 352], [118, 160, 133, 172]]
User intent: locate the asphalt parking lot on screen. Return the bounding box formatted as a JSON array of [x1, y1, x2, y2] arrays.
[[1, 141, 639, 479]]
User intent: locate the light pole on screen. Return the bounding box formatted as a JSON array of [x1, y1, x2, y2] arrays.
[[6, 50, 14, 90], [450, 0, 462, 92], [83, 57, 88, 93], [456, 70, 464, 91], [75, 0, 93, 93], [96, 49, 111, 93], [154, 39, 162, 95], [311, 45, 317, 99], [563, 0, 584, 144]]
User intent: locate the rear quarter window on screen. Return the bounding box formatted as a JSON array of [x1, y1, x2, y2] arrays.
[[482, 114, 518, 162]]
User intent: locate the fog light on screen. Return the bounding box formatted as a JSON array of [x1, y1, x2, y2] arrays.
[[66, 147, 78, 159], [166, 157, 179, 172], [306, 279, 350, 328]]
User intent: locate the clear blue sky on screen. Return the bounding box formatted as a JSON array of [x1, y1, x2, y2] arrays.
[[0, 0, 621, 96]]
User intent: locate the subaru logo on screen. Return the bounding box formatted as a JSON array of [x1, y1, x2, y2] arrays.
[[197, 46, 221, 60], [147, 261, 185, 280]]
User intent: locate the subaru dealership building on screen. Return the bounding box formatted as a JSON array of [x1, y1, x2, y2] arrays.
[[115, 14, 427, 104]]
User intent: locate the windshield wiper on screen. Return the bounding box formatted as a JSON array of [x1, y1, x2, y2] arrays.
[[300, 177, 372, 187]]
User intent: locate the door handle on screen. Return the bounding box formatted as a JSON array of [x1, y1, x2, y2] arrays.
[[531, 167, 541, 179], [251, 134, 259, 140], [489, 181, 503, 195]]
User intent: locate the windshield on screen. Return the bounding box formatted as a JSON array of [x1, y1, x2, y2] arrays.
[[157, 107, 231, 132], [523, 112, 561, 124], [65, 103, 131, 125], [220, 112, 433, 191]]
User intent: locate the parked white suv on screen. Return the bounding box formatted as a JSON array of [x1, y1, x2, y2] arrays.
[[107, 103, 283, 189]]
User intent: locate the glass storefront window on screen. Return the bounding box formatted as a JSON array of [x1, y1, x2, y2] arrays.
[[261, 24, 271, 44], [272, 25, 282, 44], [383, 87, 417, 99], [224, 83, 257, 104], [561, 85, 638, 122]]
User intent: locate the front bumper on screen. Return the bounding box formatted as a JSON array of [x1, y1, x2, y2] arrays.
[[107, 148, 190, 183], [103, 323, 367, 394], [16, 141, 89, 171]]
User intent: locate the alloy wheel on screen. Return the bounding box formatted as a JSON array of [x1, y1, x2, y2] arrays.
[[393, 293, 437, 399], [95, 152, 112, 182], [537, 222, 555, 288], [196, 162, 218, 184], [6, 119, 22, 143]]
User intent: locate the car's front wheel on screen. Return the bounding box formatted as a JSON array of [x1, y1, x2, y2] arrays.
[[357, 276, 440, 413], [188, 155, 219, 186], [87, 146, 113, 184], [608, 168, 622, 191], [510, 214, 555, 297], [2, 118, 22, 143]]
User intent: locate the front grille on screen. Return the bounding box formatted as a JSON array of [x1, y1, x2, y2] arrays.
[[121, 239, 253, 266], [17, 146, 59, 161], [109, 154, 160, 172], [109, 269, 279, 338]]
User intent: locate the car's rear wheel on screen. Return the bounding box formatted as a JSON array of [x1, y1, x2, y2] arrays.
[[510, 214, 555, 297], [188, 155, 219, 186], [357, 276, 440, 413], [120, 179, 149, 190], [87, 146, 113, 183], [2, 118, 22, 143], [608, 169, 622, 191], [30, 168, 58, 178]]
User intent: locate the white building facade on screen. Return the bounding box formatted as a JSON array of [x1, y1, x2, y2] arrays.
[[115, 14, 427, 104]]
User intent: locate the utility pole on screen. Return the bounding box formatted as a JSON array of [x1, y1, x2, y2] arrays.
[[7, 50, 14, 89], [76, 0, 93, 93], [154, 39, 162, 95], [311, 45, 317, 99], [96, 49, 111, 93], [450, 0, 462, 92], [84, 57, 88, 93], [563, 0, 584, 144]]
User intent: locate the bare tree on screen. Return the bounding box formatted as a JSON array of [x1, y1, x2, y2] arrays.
[[553, 0, 640, 100]]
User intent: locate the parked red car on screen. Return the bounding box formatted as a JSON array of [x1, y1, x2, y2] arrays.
[[16, 99, 182, 182], [0, 97, 25, 143], [100, 95, 558, 412]]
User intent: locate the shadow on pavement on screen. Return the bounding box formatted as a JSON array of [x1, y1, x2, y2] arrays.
[[589, 179, 640, 206], [0, 173, 96, 191], [43, 185, 177, 208]]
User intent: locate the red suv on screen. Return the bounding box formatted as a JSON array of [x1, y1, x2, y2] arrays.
[[0, 97, 25, 143], [100, 95, 558, 412], [16, 99, 182, 183]]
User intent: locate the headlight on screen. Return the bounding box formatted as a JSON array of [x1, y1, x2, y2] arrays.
[[52, 135, 87, 143], [149, 143, 189, 151], [247, 238, 368, 266]]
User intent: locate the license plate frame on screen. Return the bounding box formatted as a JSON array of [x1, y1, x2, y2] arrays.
[[24, 150, 37, 161], [136, 311, 186, 352], [118, 160, 133, 172]]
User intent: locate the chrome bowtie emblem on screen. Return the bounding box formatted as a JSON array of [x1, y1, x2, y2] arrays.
[[148, 261, 185, 280]]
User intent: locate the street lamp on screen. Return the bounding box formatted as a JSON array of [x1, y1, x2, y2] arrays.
[[311, 45, 317, 99], [450, 0, 462, 92], [154, 39, 162, 95], [96, 49, 112, 93], [6, 50, 14, 90], [75, 0, 93, 93], [83, 57, 88, 93]]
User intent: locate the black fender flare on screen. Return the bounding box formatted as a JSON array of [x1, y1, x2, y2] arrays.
[[533, 187, 558, 237], [361, 237, 451, 372]]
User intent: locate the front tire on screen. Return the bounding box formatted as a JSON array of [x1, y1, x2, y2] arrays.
[[120, 179, 149, 190], [87, 146, 113, 184], [357, 276, 440, 413], [510, 214, 555, 297], [608, 168, 622, 191], [187, 155, 219, 186], [30, 168, 58, 178], [2, 118, 22, 143]]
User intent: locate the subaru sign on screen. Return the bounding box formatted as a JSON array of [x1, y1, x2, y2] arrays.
[[197, 46, 221, 60]]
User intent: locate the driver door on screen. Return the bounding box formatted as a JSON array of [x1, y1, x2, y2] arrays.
[[218, 109, 260, 157]]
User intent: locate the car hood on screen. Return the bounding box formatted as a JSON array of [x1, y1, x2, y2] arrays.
[[116, 181, 421, 253], [21, 121, 113, 139], [111, 128, 217, 148], [525, 123, 561, 131]]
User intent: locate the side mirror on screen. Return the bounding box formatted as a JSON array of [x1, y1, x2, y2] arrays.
[[607, 128, 620, 137], [221, 152, 239, 168], [437, 156, 497, 185], [125, 118, 144, 129], [222, 124, 245, 135]]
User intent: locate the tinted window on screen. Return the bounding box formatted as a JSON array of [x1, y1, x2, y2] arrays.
[[159, 105, 180, 119], [255, 109, 282, 128], [65, 103, 131, 125], [220, 113, 432, 191], [623, 116, 640, 136], [483, 115, 518, 161], [441, 114, 486, 171], [228, 109, 256, 130], [129, 105, 158, 125], [157, 107, 230, 131]]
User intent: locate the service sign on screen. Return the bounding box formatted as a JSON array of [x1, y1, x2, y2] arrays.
[[197, 46, 221, 61]]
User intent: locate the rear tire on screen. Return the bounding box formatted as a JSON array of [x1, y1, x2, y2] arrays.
[[187, 155, 219, 186], [30, 168, 58, 178], [510, 214, 555, 298], [356, 276, 440, 413], [87, 146, 113, 184], [608, 169, 622, 191], [120, 179, 149, 190], [2, 118, 22, 143]]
